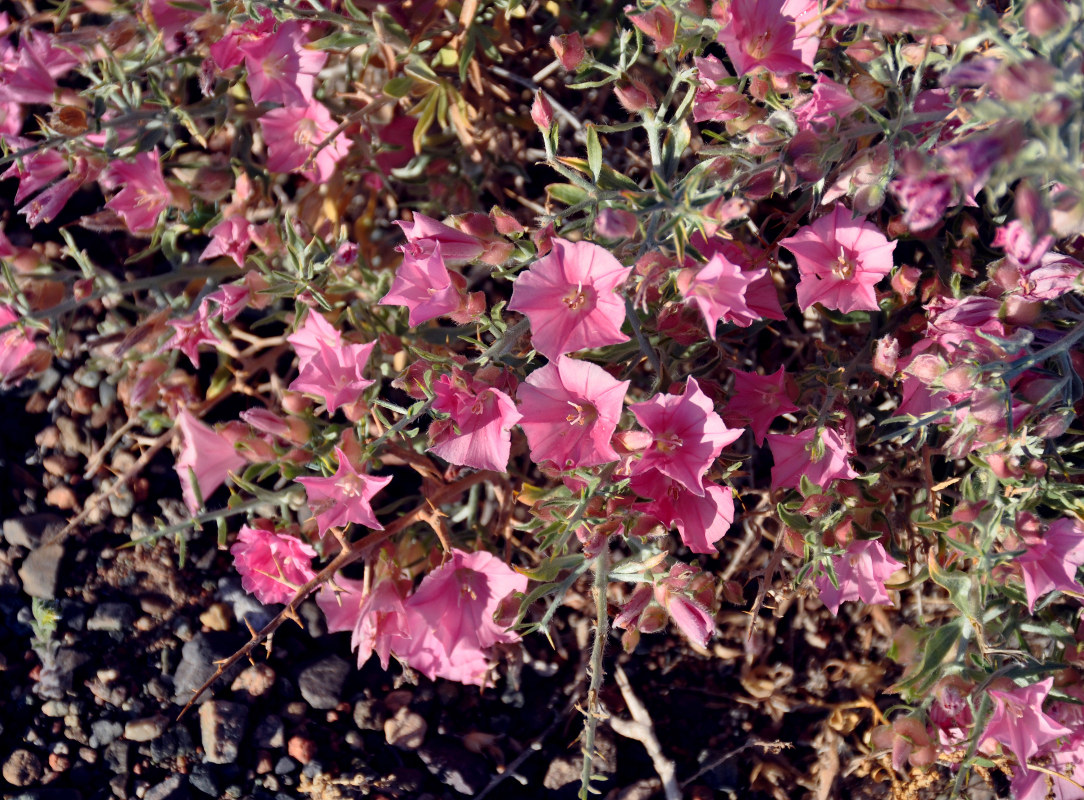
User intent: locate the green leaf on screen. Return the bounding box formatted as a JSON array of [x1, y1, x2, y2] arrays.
[[547, 183, 589, 206], [384, 76, 414, 98], [586, 124, 602, 182], [892, 618, 965, 695], [516, 553, 585, 582]]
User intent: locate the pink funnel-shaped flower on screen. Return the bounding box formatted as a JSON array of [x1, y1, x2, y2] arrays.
[[517, 356, 629, 470], [428, 370, 521, 473], [635, 471, 735, 554], [630, 377, 741, 496], [780, 204, 896, 313], [239, 20, 327, 106], [379, 243, 464, 326], [400, 549, 527, 686], [766, 426, 859, 491], [676, 251, 763, 337], [260, 100, 349, 183], [295, 447, 391, 534], [103, 150, 171, 235], [397, 213, 484, 266], [0, 304, 41, 389], [200, 217, 253, 268], [287, 312, 375, 414], [230, 524, 317, 605], [508, 239, 632, 359], [725, 367, 799, 445], [164, 305, 217, 367], [815, 539, 903, 615], [1016, 517, 1084, 612], [174, 407, 247, 512], [717, 0, 819, 76], [984, 678, 1072, 768]]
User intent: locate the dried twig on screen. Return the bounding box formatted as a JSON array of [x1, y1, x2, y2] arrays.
[[608, 665, 680, 800]]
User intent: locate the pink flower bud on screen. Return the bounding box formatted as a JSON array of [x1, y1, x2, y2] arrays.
[[614, 81, 656, 113], [1024, 0, 1068, 36], [871, 337, 900, 379], [531, 91, 554, 130], [550, 32, 587, 71], [627, 7, 676, 49], [594, 208, 638, 239]]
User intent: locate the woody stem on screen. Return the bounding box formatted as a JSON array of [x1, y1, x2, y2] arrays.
[[579, 544, 610, 799]]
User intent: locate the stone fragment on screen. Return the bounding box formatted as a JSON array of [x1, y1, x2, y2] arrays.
[[198, 700, 248, 765], [87, 602, 136, 632], [3, 748, 43, 786], [144, 773, 190, 800], [384, 707, 427, 750], [123, 715, 168, 742], [417, 738, 490, 795], [3, 514, 65, 549], [230, 663, 275, 699], [198, 603, 231, 631], [297, 655, 349, 710], [252, 715, 284, 749], [287, 736, 316, 765], [18, 543, 64, 598]]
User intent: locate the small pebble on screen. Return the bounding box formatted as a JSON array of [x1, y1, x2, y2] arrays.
[[124, 715, 168, 743], [287, 736, 317, 765], [384, 707, 427, 751], [230, 663, 275, 699], [3, 748, 43, 787], [79, 747, 97, 764], [198, 603, 231, 631]]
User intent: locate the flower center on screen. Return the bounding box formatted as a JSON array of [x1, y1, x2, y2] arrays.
[[566, 400, 598, 427], [657, 432, 683, 453], [336, 471, 365, 498], [832, 246, 857, 280], [294, 117, 318, 147], [748, 32, 773, 60], [562, 282, 591, 311]]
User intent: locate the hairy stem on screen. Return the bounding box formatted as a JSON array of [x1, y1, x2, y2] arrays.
[[579, 544, 609, 799]]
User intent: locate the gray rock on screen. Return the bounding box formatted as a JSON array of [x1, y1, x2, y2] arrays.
[[87, 602, 135, 632], [104, 740, 130, 773], [298, 655, 349, 710], [352, 698, 385, 731], [171, 633, 242, 706], [90, 720, 123, 748], [252, 715, 284, 749], [0, 552, 20, 594], [417, 738, 491, 795], [187, 763, 219, 797], [148, 725, 196, 763], [2, 748, 43, 787], [123, 715, 168, 742], [3, 514, 65, 549], [216, 577, 274, 631], [144, 774, 190, 800], [18, 544, 64, 599], [198, 700, 248, 764]]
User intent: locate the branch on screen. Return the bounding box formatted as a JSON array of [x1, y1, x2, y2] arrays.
[[608, 665, 680, 800]]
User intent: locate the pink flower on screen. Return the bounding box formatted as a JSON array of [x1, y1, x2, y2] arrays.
[[1016, 518, 1084, 612], [0, 304, 41, 388], [1012, 733, 1084, 800], [1, 142, 68, 205], [792, 75, 860, 132], [429, 369, 522, 472], [692, 56, 746, 124], [295, 447, 391, 534], [379, 243, 466, 326], [260, 100, 349, 183], [0, 31, 78, 104], [994, 220, 1054, 270], [508, 239, 632, 360], [239, 20, 327, 106], [516, 356, 629, 470], [316, 575, 366, 634], [164, 305, 218, 367], [676, 251, 764, 337], [350, 575, 414, 670], [103, 150, 172, 234], [287, 313, 375, 414], [815, 539, 903, 615], [635, 472, 735, 554], [397, 213, 484, 266], [400, 549, 527, 686], [725, 367, 799, 445], [200, 217, 253, 268], [174, 407, 248, 512], [688, 235, 785, 321], [766, 426, 859, 491], [717, 0, 819, 76], [780, 204, 896, 313], [201, 283, 251, 323], [984, 678, 1072, 768], [230, 523, 317, 605], [630, 377, 741, 496]]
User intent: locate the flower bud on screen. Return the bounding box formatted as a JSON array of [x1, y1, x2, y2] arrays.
[[627, 7, 676, 49], [1024, 0, 1068, 36], [614, 80, 656, 113], [530, 91, 554, 130], [550, 32, 587, 71]]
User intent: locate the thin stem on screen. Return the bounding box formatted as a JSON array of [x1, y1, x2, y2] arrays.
[[579, 544, 609, 799]]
